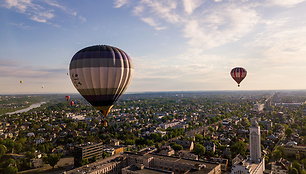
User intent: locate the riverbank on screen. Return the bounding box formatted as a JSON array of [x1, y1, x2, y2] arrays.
[[4, 102, 46, 115]]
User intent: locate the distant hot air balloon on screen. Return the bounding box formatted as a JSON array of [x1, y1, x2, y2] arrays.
[[65, 96, 70, 101], [69, 45, 133, 124], [20, 80, 23, 84], [70, 101, 75, 106], [41, 85, 44, 89], [230, 67, 247, 87]]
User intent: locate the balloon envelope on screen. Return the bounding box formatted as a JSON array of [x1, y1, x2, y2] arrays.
[[69, 45, 133, 116], [65, 96, 70, 101], [230, 67, 247, 87]]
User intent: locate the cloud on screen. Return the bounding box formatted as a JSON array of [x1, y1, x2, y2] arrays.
[[249, 26, 306, 66], [117, 0, 259, 51], [0, 59, 67, 78], [30, 11, 54, 23], [9, 22, 31, 29], [3, 0, 31, 12], [43, 0, 77, 16], [0, 58, 74, 94], [114, 0, 129, 8], [1, 0, 85, 24], [115, 0, 306, 52], [3, 0, 54, 23], [113, 0, 306, 91], [140, 17, 166, 30], [266, 0, 306, 7], [182, 0, 203, 15], [185, 4, 259, 50], [130, 0, 181, 26]]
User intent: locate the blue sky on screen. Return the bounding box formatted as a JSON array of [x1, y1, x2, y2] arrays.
[[1, 0, 306, 94]]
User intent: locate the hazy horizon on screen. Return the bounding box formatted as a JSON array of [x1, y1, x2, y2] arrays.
[[3, 88, 306, 96]]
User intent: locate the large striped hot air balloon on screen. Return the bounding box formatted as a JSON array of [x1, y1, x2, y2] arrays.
[[230, 67, 247, 87], [69, 45, 133, 124]]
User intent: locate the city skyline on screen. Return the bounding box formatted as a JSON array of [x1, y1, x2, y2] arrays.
[[1, 0, 306, 94]]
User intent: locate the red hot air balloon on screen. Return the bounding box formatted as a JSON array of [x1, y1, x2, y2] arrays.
[[230, 67, 247, 87], [70, 101, 75, 106], [65, 96, 70, 101]]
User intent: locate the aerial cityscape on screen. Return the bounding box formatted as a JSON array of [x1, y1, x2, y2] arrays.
[[1, 0, 306, 174]]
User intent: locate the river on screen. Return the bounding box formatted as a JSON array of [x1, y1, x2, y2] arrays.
[[5, 102, 46, 115]]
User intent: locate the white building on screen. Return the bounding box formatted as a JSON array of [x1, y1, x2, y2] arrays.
[[231, 119, 265, 174], [35, 137, 45, 145], [159, 122, 180, 129], [231, 160, 265, 174], [250, 119, 261, 163]]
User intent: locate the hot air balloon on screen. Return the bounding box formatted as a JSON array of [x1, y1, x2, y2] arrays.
[[20, 80, 23, 84], [230, 67, 247, 87], [69, 45, 133, 125], [70, 101, 75, 106], [65, 96, 70, 101]]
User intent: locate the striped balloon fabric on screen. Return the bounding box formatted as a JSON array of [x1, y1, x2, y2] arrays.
[[69, 45, 133, 116], [230, 67, 247, 87]]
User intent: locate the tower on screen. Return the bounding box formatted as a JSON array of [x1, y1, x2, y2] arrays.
[[249, 119, 261, 163]]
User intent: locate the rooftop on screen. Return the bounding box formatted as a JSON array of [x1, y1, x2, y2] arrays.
[[124, 165, 173, 174]]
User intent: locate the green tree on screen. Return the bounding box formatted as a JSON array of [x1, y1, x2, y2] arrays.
[[171, 143, 183, 151], [231, 140, 247, 157], [0, 144, 7, 158], [43, 153, 61, 168], [193, 144, 206, 156], [289, 168, 299, 174], [2, 166, 18, 174], [272, 146, 284, 160], [195, 134, 204, 142], [102, 151, 110, 158], [3, 139, 15, 153], [285, 128, 293, 138], [14, 143, 22, 153], [208, 126, 214, 132], [25, 151, 35, 159], [125, 139, 135, 145], [292, 161, 302, 174], [272, 149, 282, 160], [80, 158, 89, 166], [301, 158, 306, 170], [146, 140, 154, 146]]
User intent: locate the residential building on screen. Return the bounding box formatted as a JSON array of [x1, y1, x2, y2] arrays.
[[126, 152, 221, 174], [66, 155, 127, 174], [122, 164, 173, 174], [177, 150, 198, 160], [266, 160, 288, 174], [173, 139, 194, 151], [74, 142, 104, 167], [158, 146, 175, 156], [204, 142, 216, 153], [282, 145, 306, 158]]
